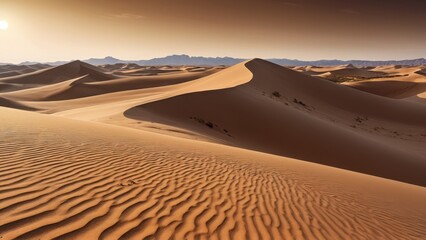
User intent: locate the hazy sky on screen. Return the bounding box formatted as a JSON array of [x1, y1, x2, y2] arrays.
[[1, 0, 425, 63]]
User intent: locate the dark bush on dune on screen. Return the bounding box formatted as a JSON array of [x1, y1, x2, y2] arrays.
[[272, 91, 281, 97]]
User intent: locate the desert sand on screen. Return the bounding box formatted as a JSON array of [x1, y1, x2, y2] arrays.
[[294, 63, 426, 101], [0, 59, 425, 239]]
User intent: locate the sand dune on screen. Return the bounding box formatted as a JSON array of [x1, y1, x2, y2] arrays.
[[300, 65, 388, 82], [342, 65, 426, 101], [0, 61, 115, 93], [347, 80, 426, 99], [292, 63, 426, 103], [0, 71, 23, 78], [100, 63, 142, 71], [100, 63, 225, 77], [1, 61, 251, 120], [324, 67, 387, 80], [0, 63, 50, 77], [2, 59, 426, 185], [0, 97, 37, 111], [0, 107, 425, 240], [294, 64, 418, 83], [2, 59, 425, 185], [1, 59, 425, 239], [125, 59, 426, 186], [292, 65, 349, 73], [0, 64, 52, 90], [1, 69, 221, 101], [416, 68, 426, 76]]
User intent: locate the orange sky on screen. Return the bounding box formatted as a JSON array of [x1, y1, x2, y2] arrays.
[[1, 0, 425, 63]]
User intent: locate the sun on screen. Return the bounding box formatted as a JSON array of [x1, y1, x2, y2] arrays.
[[0, 20, 9, 30]]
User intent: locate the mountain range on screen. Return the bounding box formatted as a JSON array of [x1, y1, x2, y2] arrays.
[[10, 55, 426, 67]]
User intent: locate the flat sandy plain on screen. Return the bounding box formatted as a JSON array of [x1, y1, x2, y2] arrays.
[[0, 60, 425, 239]]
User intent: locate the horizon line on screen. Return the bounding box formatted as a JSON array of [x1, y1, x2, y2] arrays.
[[2, 54, 426, 65]]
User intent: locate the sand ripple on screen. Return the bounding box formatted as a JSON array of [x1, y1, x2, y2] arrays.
[[0, 108, 425, 239]]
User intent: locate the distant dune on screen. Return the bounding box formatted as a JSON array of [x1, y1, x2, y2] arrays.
[[347, 81, 426, 99], [0, 59, 425, 239], [416, 67, 426, 76], [0, 63, 50, 80], [4, 60, 115, 85], [295, 63, 426, 101], [1, 64, 222, 101]]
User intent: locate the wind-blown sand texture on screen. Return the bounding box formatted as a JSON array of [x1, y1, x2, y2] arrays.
[[0, 59, 425, 239], [0, 107, 425, 239]]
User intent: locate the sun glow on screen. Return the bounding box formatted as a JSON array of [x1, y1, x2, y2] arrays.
[[0, 20, 9, 30]]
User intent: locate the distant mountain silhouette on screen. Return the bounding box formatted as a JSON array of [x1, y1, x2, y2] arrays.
[[84, 56, 123, 65], [268, 58, 426, 67], [139, 55, 243, 66], [18, 54, 426, 67]]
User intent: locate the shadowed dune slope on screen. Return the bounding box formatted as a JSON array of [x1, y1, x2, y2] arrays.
[[293, 64, 387, 80], [320, 67, 387, 80], [126, 59, 426, 186], [0, 97, 37, 111], [416, 68, 426, 76], [0, 71, 22, 78], [0, 64, 51, 77], [0, 107, 425, 240], [341, 66, 426, 99], [347, 80, 426, 99]]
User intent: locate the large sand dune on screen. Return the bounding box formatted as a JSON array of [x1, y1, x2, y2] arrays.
[[0, 107, 425, 239], [126, 59, 426, 186]]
